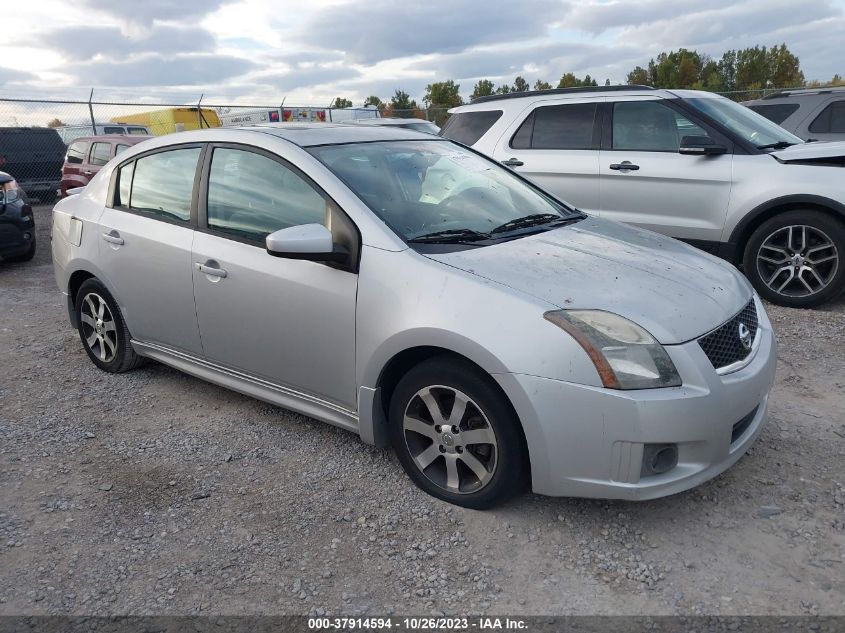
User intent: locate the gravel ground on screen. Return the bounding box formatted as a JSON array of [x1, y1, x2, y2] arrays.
[[1, 204, 843, 617]]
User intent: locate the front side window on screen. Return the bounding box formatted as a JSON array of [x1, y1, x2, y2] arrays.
[[206, 148, 327, 242], [129, 147, 201, 222], [612, 101, 710, 152], [115, 144, 130, 155], [66, 141, 88, 164], [512, 102, 597, 150], [809, 100, 845, 134], [89, 142, 112, 166], [309, 140, 581, 242], [439, 110, 502, 145]]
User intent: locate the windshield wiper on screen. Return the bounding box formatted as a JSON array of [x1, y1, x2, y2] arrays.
[[756, 141, 797, 150], [407, 228, 491, 244], [490, 213, 576, 235]]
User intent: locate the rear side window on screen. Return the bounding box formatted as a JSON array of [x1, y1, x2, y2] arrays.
[[128, 127, 148, 135], [128, 147, 201, 222], [511, 103, 597, 150], [206, 147, 327, 243], [103, 126, 125, 134], [66, 141, 89, 164], [439, 110, 502, 145], [808, 100, 845, 134], [747, 103, 800, 125], [89, 142, 112, 166]]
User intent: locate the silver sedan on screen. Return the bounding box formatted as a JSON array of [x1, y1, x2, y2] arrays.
[[51, 124, 777, 508]]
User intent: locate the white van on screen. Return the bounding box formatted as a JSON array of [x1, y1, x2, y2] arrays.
[[55, 123, 151, 145]]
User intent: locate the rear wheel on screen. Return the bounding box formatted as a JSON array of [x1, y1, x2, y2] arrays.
[[389, 357, 527, 509], [75, 278, 144, 373], [743, 210, 845, 308]]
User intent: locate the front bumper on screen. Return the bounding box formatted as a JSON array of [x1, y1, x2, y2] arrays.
[[495, 299, 777, 500]]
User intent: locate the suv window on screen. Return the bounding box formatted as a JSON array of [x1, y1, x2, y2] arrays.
[[115, 144, 130, 155], [103, 126, 125, 134], [128, 147, 201, 222], [747, 103, 800, 125], [89, 142, 112, 166], [66, 141, 89, 164], [439, 111, 503, 145], [612, 101, 710, 152], [511, 103, 597, 150], [808, 100, 845, 134], [128, 127, 148, 135], [206, 147, 327, 243]]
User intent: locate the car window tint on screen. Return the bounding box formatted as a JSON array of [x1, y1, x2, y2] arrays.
[[747, 103, 800, 125], [116, 161, 134, 207], [529, 103, 597, 150], [510, 111, 534, 149], [809, 100, 845, 134], [128, 128, 148, 135], [439, 111, 502, 145], [115, 144, 130, 155], [66, 141, 88, 164], [89, 142, 112, 166], [103, 127, 124, 134], [129, 148, 200, 222], [207, 148, 327, 242], [612, 101, 711, 152]]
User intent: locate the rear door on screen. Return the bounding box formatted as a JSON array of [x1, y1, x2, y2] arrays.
[[97, 145, 204, 355], [86, 141, 113, 182], [62, 140, 90, 194], [598, 98, 733, 243], [487, 99, 603, 214]]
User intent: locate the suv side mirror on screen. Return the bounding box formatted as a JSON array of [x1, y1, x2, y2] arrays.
[[266, 223, 348, 263], [679, 135, 727, 156]]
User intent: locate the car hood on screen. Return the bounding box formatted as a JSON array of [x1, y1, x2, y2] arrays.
[[424, 216, 752, 345], [771, 140, 845, 162]]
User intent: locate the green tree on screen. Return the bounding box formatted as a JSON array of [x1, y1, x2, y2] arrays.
[[534, 79, 552, 91], [604, 78, 611, 86], [424, 80, 462, 125], [388, 89, 418, 118], [582, 74, 598, 87], [512, 76, 530, 92], [768, 43, 804, 88], [495, 84, 511, 94], [333, 97, 353, 109], [363, 95, 384, 109], [627, 66, 649, 85], [471, 79, 495, 100], [557, 72, 578, 88]]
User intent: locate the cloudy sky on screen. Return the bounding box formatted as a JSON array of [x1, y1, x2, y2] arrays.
[[1, 0, 843, 106]]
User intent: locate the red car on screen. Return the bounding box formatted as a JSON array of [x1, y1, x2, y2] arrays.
[[61, 135, 151, 197]]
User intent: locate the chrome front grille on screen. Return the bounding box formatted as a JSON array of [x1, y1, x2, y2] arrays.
[[698, 300, 759, 371]]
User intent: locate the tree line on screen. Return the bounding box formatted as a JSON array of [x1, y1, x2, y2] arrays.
[[330, 44, 841, 125]]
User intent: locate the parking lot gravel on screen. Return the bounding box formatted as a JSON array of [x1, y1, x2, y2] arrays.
[[1, 205, 843, 616]]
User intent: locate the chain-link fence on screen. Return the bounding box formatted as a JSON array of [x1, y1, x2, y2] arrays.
[[0, 84, 814, 203]]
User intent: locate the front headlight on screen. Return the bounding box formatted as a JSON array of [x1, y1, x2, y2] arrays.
[[544, 309, 681, 390]]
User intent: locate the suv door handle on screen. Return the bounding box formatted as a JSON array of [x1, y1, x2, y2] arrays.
[[101, 232, 124, 245], [609, 161, 640, 171], [195, 262, 228, 278], [501, 158, 524, 167]]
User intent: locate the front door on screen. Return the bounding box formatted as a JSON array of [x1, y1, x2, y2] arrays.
[[492, 99, 603, 214], [191, 145, 358, 409], [599, 99, 733, 243]]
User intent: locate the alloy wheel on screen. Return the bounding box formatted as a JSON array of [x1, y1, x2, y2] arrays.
[[756, 224, 839, 298], [402, 385, 498, 494], [80, 292, 118, 363]]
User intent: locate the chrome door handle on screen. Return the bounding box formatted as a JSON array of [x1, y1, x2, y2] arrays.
[[82, 170, 94, 175], [101, 232, 124, 245], [501, 158, 524, 167], [609, 161, 640, 171], [195, 262, 228, 278]]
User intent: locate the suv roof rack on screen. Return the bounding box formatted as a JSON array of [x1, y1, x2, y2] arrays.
[[470, 84, 655, 105], [762, 87, 845, 99]]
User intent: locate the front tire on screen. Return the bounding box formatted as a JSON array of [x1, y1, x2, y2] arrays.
[[5, 240, 36, 263], [75, 278, 144, 373], [389, 357, 528, 509], [743, 210, 845, 308]]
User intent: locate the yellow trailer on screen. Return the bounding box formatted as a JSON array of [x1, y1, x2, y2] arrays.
[[110, 107, 221, 136]]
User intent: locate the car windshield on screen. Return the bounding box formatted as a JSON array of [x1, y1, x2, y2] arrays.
[[685, 97, 804, 149], [308, 140, 580, 242]]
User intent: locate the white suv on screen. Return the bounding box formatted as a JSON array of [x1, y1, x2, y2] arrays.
[[443, 86, 845, 308]]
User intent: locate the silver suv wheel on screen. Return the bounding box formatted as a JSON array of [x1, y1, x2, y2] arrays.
[[402, 385, 498, 494], [756, 224, 839, 298]]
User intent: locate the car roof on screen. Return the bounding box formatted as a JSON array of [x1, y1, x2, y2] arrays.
[[238, 122, 442, 146]]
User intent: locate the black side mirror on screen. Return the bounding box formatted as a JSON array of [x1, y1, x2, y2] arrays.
[[679, 135, 727, 156]]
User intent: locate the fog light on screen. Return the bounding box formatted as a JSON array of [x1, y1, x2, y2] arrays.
[[641, 443, 678, 477], [24, 232, 32, 240]]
